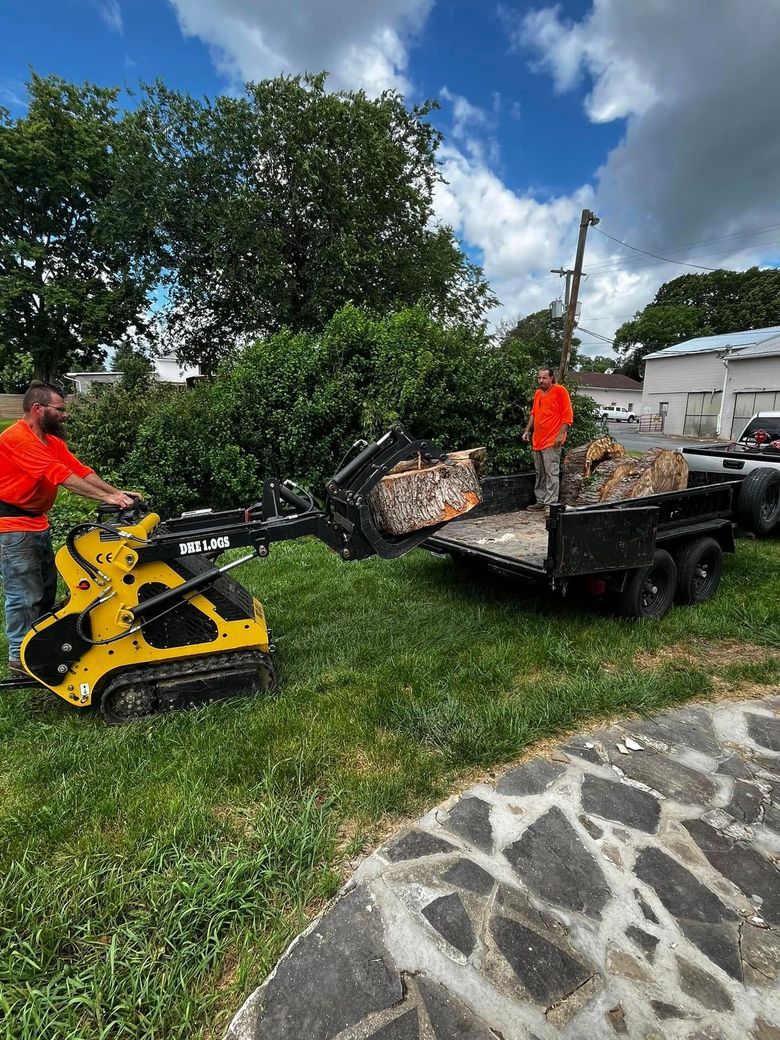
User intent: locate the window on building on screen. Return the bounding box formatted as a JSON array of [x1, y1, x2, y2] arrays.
[[684, 392, 720, 437], [731, 390, 780, 438], [627, 402, 633, 410]]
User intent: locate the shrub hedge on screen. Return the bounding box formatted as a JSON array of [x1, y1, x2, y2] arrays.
[[66, 305, 601, 517]]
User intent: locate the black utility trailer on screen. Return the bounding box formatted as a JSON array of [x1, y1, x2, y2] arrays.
[[424, 474, 737, 619]]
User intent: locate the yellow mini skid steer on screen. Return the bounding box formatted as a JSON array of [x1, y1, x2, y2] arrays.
[[3, 426, 450, 723]]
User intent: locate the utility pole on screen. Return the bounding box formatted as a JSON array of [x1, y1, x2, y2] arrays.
[[558, 208, 599, 382], [550, 267, 573, 312]]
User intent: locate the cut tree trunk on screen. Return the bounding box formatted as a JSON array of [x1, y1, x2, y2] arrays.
[[387, 447, 487, 476], [369, 450, 483, 536], [559, 437, 625, 506], [576, 447, 688, 506]]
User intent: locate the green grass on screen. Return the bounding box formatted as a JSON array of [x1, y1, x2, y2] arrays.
[[1, 537, 779, 1038]]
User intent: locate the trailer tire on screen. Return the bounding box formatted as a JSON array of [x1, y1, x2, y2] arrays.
[[736, 469, 780, 535], [674, 536, 723, 604], [615, 549, 677, 620]]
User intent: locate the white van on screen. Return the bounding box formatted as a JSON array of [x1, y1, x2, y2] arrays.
[[599, 405, 636, 423]]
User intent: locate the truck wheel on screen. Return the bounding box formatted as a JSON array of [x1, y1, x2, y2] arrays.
[[628, 415, 636, 423], [736, 469, 780, 535], [674, 536, 723, 604], [615, 549, 677, 619]]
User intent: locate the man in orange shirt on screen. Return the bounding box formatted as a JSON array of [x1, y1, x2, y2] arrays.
[[522, 368, 574, 512], [0, 381, 139, 674]]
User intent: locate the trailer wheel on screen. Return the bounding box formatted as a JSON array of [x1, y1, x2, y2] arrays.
[[736, 469, 780, 535], [615, 549, 677, 620], [674, 536, 723, 604]]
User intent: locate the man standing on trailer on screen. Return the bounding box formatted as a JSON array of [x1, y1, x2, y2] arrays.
[[522, 368, 574, 512], [0, 381, 138, 675]]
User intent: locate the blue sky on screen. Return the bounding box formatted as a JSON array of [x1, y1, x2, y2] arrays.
[[3, 0, 780, 356]]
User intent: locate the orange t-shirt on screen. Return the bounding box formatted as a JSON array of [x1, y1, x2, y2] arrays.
[[0, 420, 94, 531], [531, 384, 574, 451]]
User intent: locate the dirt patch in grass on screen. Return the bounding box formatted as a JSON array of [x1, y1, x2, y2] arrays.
[[634, 639, 775, 671]]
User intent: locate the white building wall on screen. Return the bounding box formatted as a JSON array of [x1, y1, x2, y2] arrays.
[[154, 357, 200, 383], [575, 387, 642, 411], [641, 352, 727, 434], [721, 356, 780, 436]]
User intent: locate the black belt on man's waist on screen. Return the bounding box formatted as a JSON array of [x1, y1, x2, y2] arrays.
[[0, 499, 44, 519]]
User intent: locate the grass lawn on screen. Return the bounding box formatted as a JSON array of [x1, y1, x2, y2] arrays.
[[1, 536, 779, 1038]]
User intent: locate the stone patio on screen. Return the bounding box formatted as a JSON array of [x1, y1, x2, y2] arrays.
[[226, 695, 780, 1039]]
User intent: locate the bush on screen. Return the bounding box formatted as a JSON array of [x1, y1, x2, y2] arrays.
[[126, 385, 257, 516], [47, 490, 103, 548], [66, 305, 602, 517], [65, 380, 176, 487]]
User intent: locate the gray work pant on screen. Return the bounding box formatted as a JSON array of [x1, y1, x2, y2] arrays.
[[533, 447, 561, 505]]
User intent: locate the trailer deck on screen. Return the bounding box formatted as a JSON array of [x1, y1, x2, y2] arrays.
[[425, 473, 738, 586], [428, 509, 549, 571]]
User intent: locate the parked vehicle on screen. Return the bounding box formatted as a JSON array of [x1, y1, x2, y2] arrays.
[[682, 412, 780, 535], [599, 405, 636, 423], [424, 475, 736, 619]]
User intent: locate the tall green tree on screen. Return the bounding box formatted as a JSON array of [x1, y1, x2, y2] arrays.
[[576, 354, 619, 373], [0, 73, 159, 383], [500, 308, 582, 371], [130, 74, 495, 372], [613, 267, 780, 379]]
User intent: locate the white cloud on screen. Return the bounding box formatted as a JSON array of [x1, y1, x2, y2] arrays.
[[516, 3, 657, 121], [0, 77, 27, 110], [160, 0, 780, 353], [439, 87, 500, 166], [96, 0, 123, 34], [519, 0, 780, 254], [166, 0, 433, 94], [436, 142, 660, 352]]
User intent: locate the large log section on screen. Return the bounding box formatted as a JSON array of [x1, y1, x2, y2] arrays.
[[559, 437, 626, 506], [561, 438, 688, 507], [369, 448, 484, 536]]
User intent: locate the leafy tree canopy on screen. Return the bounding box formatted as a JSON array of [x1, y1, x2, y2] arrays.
[[614, 267, 780, 380], [575, 354, 618, 373], [499, 308, 583, 372], [129, 73, 496, 372], [0, 73, 160, 383]]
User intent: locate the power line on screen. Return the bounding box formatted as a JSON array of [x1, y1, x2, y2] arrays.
[[592, 226, 719, 271], [580, 313, 636, 321], [585, 240, 780, 276], [587, 221, 780, 271], [577, 325, 615, 344]]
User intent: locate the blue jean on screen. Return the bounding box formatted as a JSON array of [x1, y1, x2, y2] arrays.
[[0, 529, 57, 660]]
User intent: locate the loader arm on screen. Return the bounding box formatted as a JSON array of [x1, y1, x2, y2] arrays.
[[13, 426, 454, 717], [136, 424, 448, 561]]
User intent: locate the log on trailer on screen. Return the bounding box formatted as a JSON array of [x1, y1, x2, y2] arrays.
[[573, 445, 689, 506], [369, 448, 484, 536], [559, 436, 625, 506]]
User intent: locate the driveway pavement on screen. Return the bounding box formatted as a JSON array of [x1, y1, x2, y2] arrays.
[[225, 693, 780, 1040], [604, 423, 705, 453]]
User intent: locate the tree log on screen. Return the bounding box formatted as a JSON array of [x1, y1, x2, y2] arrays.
[[576, 447, 688, 506], [368, 453, 483, 535], [560, 437, 625, 506], [387, 447, 487, 476]]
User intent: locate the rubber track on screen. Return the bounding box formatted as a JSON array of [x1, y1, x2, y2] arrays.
[[98, 649, 277, 722]]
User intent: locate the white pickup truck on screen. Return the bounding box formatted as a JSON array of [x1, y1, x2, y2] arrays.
[[682, 412, 780, 534]]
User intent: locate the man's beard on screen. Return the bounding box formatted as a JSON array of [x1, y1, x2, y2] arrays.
[[41, 413, 66, 438]]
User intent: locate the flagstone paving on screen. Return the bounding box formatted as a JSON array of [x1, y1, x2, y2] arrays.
[[226, 695, 780, 1039]]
